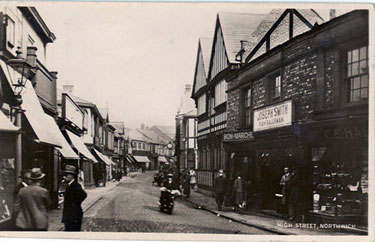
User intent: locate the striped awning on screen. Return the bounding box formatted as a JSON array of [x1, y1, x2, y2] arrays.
[[133, 155, 151, 163]]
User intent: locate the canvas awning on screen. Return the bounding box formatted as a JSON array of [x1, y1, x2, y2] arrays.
[[157, 156, 168, 163], [45, 116, 79, 160], [125, 154, 134, 164], [93, 148, 113, 166], [22, 81, 62, 147], [66, 130, 97, 163], [104, 155, 116, 166], [133, 155, 151, 163], [0, 110, 19, 132]]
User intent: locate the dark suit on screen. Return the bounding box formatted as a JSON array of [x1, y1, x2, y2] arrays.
[[62, 180, 87, 231], [214, 176, 226, 210]]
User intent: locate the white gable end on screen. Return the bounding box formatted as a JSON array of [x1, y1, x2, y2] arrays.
[[210, 26, 229, 81]]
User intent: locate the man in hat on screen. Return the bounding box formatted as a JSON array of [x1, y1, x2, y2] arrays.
[[61, 165, 87, 231], [14, 167, 51, 231], [214, 169, 226, 211], [12, 169, 31, 229]]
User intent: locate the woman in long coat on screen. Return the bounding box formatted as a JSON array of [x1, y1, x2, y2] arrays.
[[182, 171, 191, 197]]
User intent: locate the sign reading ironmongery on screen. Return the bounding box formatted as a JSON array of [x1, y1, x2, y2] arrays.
[[223, 131, 254, 142], [254, 100, 293, 132]]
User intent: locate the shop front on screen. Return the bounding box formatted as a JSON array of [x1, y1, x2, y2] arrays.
[[0, 110, 20, 229], [300, 116, 368, 226]]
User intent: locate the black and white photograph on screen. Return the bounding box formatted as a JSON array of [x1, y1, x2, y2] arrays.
[[0, 1, 373, 241]]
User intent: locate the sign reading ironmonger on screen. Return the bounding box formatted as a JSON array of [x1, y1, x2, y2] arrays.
[[254, 100, 293, 132], [223, 131, 254, 142]]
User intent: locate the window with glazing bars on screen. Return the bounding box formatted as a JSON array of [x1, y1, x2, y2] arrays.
[[346, 46, 368, 103], [244, 88, 252, 127], [272, 75, 281, 99]]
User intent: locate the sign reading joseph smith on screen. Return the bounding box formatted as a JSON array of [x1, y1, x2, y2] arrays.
[[254, 100, 293, 132]]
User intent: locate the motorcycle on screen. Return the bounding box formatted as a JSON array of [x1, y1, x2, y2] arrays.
[[158, 187, 180, 214]]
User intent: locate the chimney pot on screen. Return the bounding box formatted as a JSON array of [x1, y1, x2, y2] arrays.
[[185, 84, 192, 94], [329, 9, 336, 20]]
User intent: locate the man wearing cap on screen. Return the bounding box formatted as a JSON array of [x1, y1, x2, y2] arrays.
[[61, 165, 87, 231], [14, 167, 51, 231], [214, 169, 226, 211]]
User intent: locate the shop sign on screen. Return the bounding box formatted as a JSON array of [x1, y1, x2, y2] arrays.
[[324, 124, 367, 141], [223, 131, 254, 142], [254, 100, 293, 132], [62, 94, 83, 130]]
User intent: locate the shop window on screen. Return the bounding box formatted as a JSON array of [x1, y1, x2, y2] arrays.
[[311, 146, 367, 216], [346, 46, 368, 103]]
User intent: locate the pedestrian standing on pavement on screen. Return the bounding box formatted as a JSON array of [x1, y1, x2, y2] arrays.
[[189, 168, 197, 190], [234, 175, 244, 209], [12, 169, 31, 229], [14, 167, 51, 231], [280, 167, 292, 217], [214, 169, 226, 211], [61, 165, 87, 231], [182, 170, 191, 198], [287, 170, 300, 221]]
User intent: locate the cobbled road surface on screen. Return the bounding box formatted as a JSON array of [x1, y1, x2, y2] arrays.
[[81, 172, 270, 234]]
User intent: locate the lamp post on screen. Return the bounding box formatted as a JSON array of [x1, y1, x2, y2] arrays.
[[6, 47, 35, 183]]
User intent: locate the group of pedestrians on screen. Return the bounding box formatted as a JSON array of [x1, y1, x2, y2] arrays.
[[214, 170, 246, 211], [12, 164, 87, 231], [181, 168, 197, 198]]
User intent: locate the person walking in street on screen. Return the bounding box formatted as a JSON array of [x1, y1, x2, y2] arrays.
[[14, 167, 51, 231], [61, 165, 87, 231], [234, 175, 244, 209], [189, 168, 197, 190], [214, 169, 226, 211], [280, 167, 292, 217]]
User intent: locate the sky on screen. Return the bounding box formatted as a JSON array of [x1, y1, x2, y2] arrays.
[[33, 2, 332, 129]]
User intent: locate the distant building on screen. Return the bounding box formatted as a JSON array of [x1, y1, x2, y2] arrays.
[[176, 84, 197, 171]]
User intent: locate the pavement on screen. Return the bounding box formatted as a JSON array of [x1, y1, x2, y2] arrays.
[[48, 173, 137, 231], [182, 187, 368, 235]]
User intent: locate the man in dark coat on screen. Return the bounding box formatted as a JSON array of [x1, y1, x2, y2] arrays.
[[62, 165, 87, 231], [214, 169, 226, 211]]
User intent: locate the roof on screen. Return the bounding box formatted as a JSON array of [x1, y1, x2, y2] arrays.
[[18, 7, 56, 43], [126, 128, 152, 143], [111, 122, 125, 136], [217, 12, 268, 64], [150, 126, 175, 141], [98, 108, 108, 121], [200, 37, 213, 76], [137, 128, 170, 145], [56, 88, 93, 105], [177, 89, 197, 117]]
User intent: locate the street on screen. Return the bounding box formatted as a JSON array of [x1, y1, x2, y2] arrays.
[[81, 173, 270, 234]]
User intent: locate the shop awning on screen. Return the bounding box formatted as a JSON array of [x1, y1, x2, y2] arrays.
[[93, 148, 113, 166], [158, 156, 168, 163], [125, 154, 134, 164], [45, 116, 79, 160], [0, 110, 19, 132], [104, 155, 116, 166], [66, 130, 98, 163], [133, 155, 151, 163], [21, 81, 62, 147]]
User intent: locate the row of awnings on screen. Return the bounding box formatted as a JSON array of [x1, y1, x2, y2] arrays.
[[124, 154, 169, 164], [0, 61, 116, 167]]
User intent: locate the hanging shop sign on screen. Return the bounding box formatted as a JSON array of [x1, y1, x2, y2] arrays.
[[223, 131, 254, 142], [254, 100, 293, 132], [62, 94, 84, 130]]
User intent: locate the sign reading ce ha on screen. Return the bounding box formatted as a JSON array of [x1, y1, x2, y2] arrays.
[[62, 94, 84, 130], [254, 100, 293, 132]]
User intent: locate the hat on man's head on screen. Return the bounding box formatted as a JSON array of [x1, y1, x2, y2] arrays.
[[28, 168, 46, 180], [63, 165, 77, 175]]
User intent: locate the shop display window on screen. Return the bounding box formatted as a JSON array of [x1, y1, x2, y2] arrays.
[[0, 158, 16, 223], [312, 146, 367, 216]]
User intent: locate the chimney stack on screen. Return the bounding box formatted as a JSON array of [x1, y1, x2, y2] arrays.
[[185, 84, 192, 95], [50, 71, 58, 80], [63, 85, 74, 96], [26, 46, 38, 68]]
